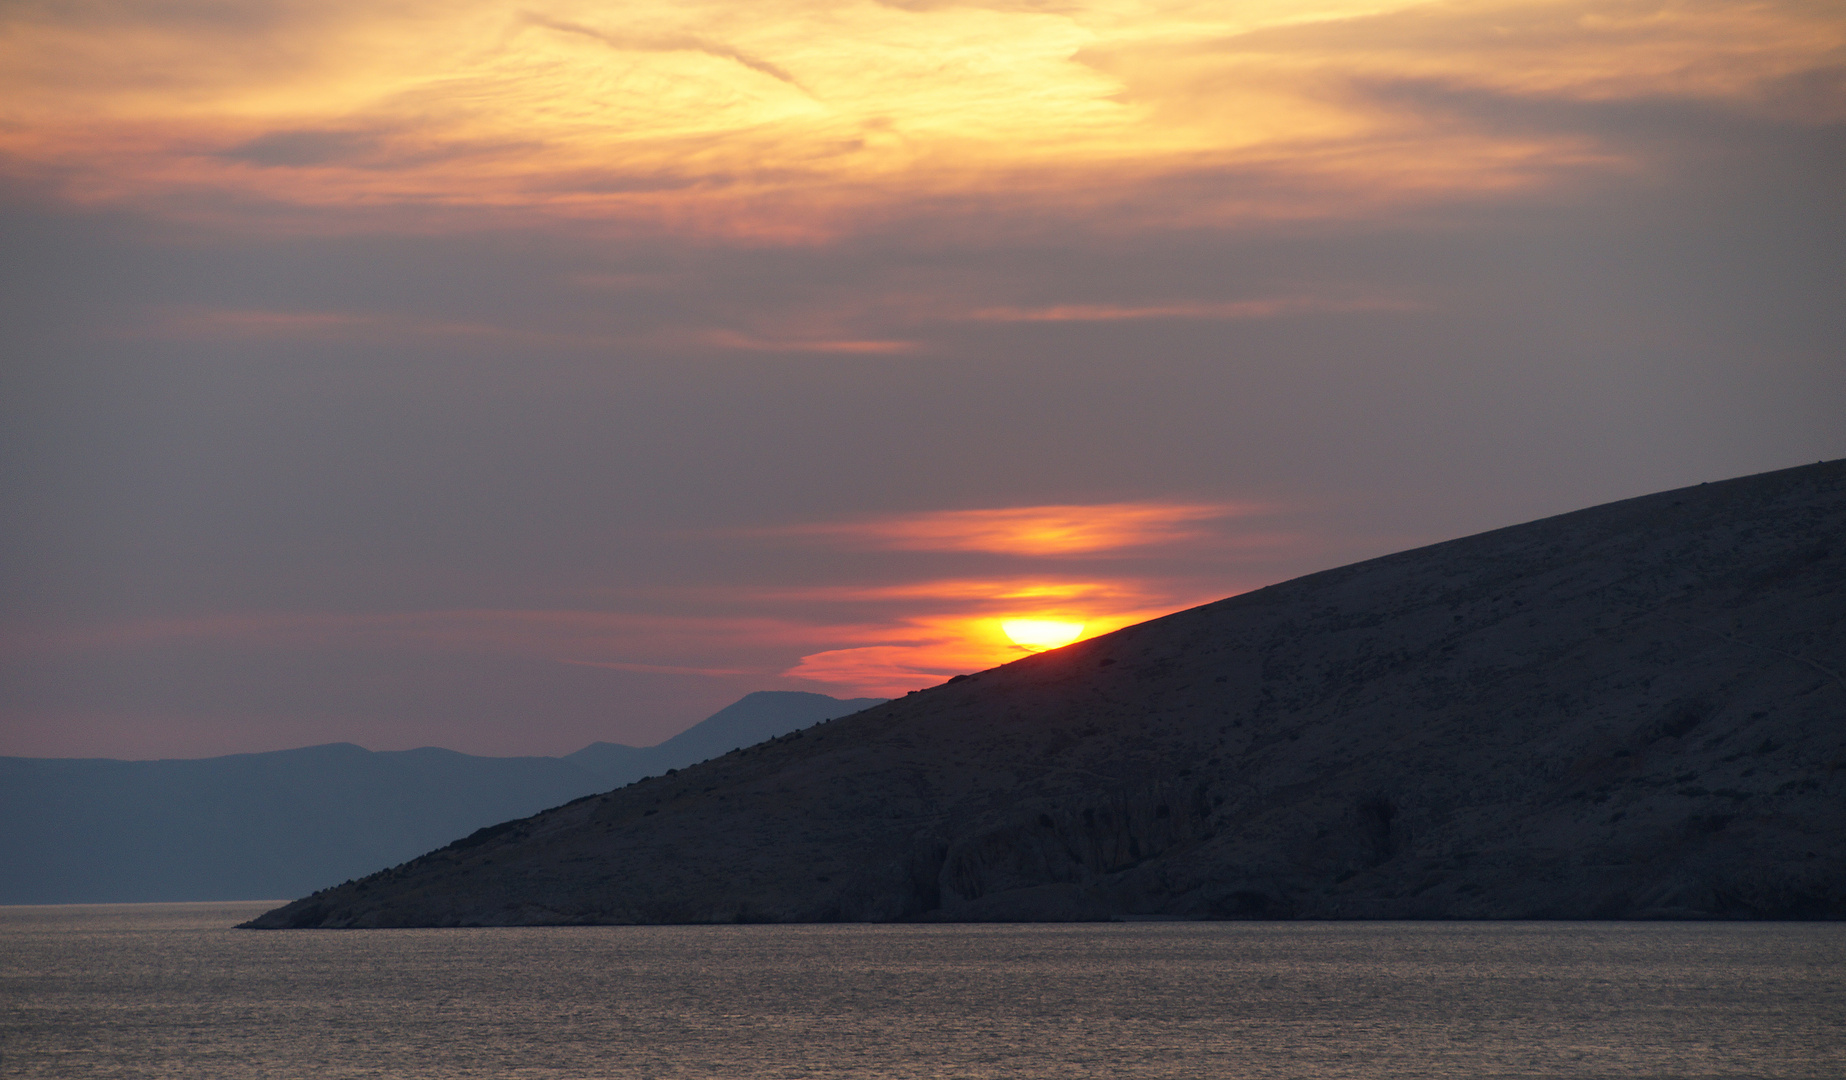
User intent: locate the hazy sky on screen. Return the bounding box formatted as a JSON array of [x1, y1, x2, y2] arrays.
[[3, 0, 1842, 758]]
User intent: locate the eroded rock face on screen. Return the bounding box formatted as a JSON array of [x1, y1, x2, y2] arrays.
[[244, 461, 1846, 928], [934, 781, 1214, 911]]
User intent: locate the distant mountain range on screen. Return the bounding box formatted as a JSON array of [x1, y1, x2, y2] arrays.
[[0, 691, 883, 904], [247, 460, 1844, 927]]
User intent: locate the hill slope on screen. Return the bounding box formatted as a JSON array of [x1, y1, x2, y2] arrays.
[[564, 691, 887, 781], [246, 462, 1845, 926], [1, 691, 881, 903]]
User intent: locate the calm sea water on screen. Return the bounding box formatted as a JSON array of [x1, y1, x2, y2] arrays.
[[1, 903, 1841, 1078]]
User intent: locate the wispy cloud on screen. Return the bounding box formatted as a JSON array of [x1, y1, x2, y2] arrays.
[[4, 563, 1228, 701], [6, 609, 817, 669], [694, 329, 922, 354], [128, 306, 618, 348], [966, 296, 1425, 323], [5, 0, 1833, 231], [768, 566, 1219, 693], [774, 502, 1265, 556], [739, 504, 1271, 691], [782, 644, 977, 694], [554, 659, 762, 677], [516, 11, 806, 90], [737, 577, 1158, 606], [778, 604, 1157, 696]]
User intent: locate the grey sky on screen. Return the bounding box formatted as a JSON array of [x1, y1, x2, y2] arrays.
[[2, 0, 1842, 756]]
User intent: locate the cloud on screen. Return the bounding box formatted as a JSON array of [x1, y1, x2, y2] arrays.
[[121, 305, 620, 349], [554, 659, 761, 676], [742, 502, 1285, 694], [764, 568, 1214, 693], [782, 644, 974, 694], [220, 129, 383, 168], [966, 296, 1424, 322], [737, 577, 1159, 606], [5, 0, 1835, 231], [1, 590, 1183, 706], [780, 606, 1158, 696], [5, 609, 820, 670], [774, 501, 1266, 556], [516, 11, 805, 89], [694, 329, 921, 354], [4, 3, 1838, 757]]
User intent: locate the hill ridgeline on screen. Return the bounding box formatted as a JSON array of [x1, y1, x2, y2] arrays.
[[247, 461, 1845, 926], [1, 691, 882, 903]]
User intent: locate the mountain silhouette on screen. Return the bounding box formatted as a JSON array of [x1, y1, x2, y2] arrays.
[[1, 691, 882, 903], [247, 461, 1845, 926]]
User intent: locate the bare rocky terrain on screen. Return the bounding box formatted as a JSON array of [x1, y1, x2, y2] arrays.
[[246, 461, 1845, 927]]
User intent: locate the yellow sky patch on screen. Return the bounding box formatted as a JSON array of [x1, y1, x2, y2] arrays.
[[5, 0, 1838, 231], [775, 502, 1262, 555]]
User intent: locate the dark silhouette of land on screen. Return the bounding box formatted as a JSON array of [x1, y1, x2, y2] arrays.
[[1, 691, 881, 903], [247, 461, 1844, 926]]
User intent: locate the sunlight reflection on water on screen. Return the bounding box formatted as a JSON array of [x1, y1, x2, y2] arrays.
[[2, 903, 1842, 1078]]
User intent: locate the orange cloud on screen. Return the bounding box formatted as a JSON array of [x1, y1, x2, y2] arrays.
[[4, 0, 1836, 232], [694, 329, 921, 354], [7, 489, 1319, 703], [967, 296, 1425, 323], [781, 603, 1166, 696], [7, 559, 1216, 700], [754, 499, 1297, 692], [783, 646, 972, 696], [6, 609, 821, 673], [743, 567, 1211, 695], [738, 577, 1157, 606], [555, 659, 762, 677], [776, 502, 1263, 556], [128, 306, 615, 349]]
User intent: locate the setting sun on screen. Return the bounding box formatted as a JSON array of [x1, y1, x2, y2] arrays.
[[1000, 619, 1085, 652]]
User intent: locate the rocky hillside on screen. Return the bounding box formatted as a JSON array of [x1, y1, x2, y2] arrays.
[[246, 461, 1845, 927]]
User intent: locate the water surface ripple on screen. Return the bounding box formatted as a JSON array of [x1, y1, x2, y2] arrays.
[[2, 903, 1841, 1078]]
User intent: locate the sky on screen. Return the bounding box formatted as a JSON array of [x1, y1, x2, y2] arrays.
[[2, 0, 1842, 759]]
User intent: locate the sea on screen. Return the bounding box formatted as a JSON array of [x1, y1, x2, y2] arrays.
[[1, 903, 1841, 1078]]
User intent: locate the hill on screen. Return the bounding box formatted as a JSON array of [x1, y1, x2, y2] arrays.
[[245, 461, 1845, 926], [0, 691, 881, 903]]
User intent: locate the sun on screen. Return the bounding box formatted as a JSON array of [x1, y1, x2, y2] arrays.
[[1001, 619, 1085, 652]]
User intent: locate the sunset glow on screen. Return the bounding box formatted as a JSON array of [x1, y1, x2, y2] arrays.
[[5, 0, 1838, 233], [779, 502, 1257, 556], [1000, 620, 1086, 653], [775, 581, 1177, 697], [5, 0, 1839, 760], [747, 503, 1254, 693]]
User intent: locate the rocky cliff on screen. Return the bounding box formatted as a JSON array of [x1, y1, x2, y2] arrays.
[[245, 461, 1845, 926]]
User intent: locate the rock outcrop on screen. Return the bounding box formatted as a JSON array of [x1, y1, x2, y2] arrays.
[[245, 461, 1846, 927]]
